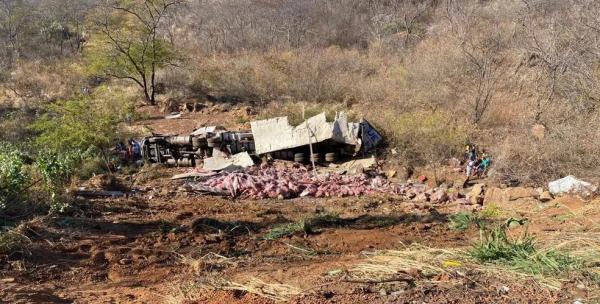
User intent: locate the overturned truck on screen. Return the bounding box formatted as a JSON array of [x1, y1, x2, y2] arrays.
[[141, 112, 382, 167]]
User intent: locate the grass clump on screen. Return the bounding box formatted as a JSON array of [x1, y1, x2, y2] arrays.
[[263, 220, 311, 240], [469, 219, 581, 276], [448, 212, 484, 231], [0, 230, 31, 256], [263, 213, 344, 240]]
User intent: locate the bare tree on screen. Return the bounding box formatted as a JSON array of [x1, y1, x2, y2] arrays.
[[446, 0, 510, 124], [93, 0, 183, 105]]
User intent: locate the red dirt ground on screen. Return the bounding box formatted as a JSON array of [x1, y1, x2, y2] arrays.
[[2, 105, 598, 303]]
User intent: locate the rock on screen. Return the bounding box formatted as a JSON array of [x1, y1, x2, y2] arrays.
[[539, 191, 553, 202], [453, 178, 467, 189], [414, 193, 429, 202], [506, 187, 539, 201], [498, 286, 510, 295], [417, 175, 427, 183], [430, 190, 449, 204], [387, 170, 397, 178], [484, 187, 505, 205], [469, 184, 485, 205]]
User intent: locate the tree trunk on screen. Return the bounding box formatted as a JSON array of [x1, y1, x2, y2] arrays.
[[143, 87, 154, 105]]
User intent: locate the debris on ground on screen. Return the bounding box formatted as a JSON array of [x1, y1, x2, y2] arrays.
[[548, 175, 598, 197], [170, 170, 218, 180], [165, 112, 182, 119], [203, 151, 255, 172], [181, 163, 466, 204]]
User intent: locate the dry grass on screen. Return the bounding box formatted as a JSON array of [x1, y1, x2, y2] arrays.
[[347, 244, 459, 283], [206, 277, 302, 302], [347, 238, 600, 291]]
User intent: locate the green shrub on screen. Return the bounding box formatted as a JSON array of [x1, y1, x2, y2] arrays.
[[36, 150, 82, 213], [31, 93, 131, 153], [0, 146, 30, 212]]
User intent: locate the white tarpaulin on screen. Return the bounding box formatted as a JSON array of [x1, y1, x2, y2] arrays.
[[548, 175, 597, 196]]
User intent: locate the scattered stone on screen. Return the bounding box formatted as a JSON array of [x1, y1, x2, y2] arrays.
[[539, 191, 553, 202], [453, 178, 466, 189], [430, 190, 449, 204], [414, 193, 429, 202], [497, 286, 510, 295], [506, 187, 539, 201], [469, 184, 485, 205], [417, 175, 428, 183], [387, 170, 397, 178]]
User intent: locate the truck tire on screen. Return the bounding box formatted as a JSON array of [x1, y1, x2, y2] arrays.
[[310, 153, 321, 163], [294, 153, 306, 163], [325, 152, 337, 162]]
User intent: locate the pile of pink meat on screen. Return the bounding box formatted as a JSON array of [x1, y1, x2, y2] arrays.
[[188, 164, 423, 199]]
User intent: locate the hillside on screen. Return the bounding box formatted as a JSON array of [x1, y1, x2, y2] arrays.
[[1, 1, 600, 303]]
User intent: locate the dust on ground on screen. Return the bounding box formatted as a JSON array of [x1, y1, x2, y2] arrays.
[[2, 181, 598, 303]]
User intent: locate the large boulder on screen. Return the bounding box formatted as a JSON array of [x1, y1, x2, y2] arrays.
[[468, 183, 485, 205], [484, 187, 505, 205], [484, 186, 541, 204], [506, 187, 539, 201]]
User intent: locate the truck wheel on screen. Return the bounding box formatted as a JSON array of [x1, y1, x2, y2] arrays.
[[294, 153, 306, 163]]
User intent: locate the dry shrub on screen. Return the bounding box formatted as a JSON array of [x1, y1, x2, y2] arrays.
[[258, 102, 357, 126], [492, 117, 600, 185], [371, 110, 468, 167], [3, 60, 86, 107], [191, 47, 394, 105]]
